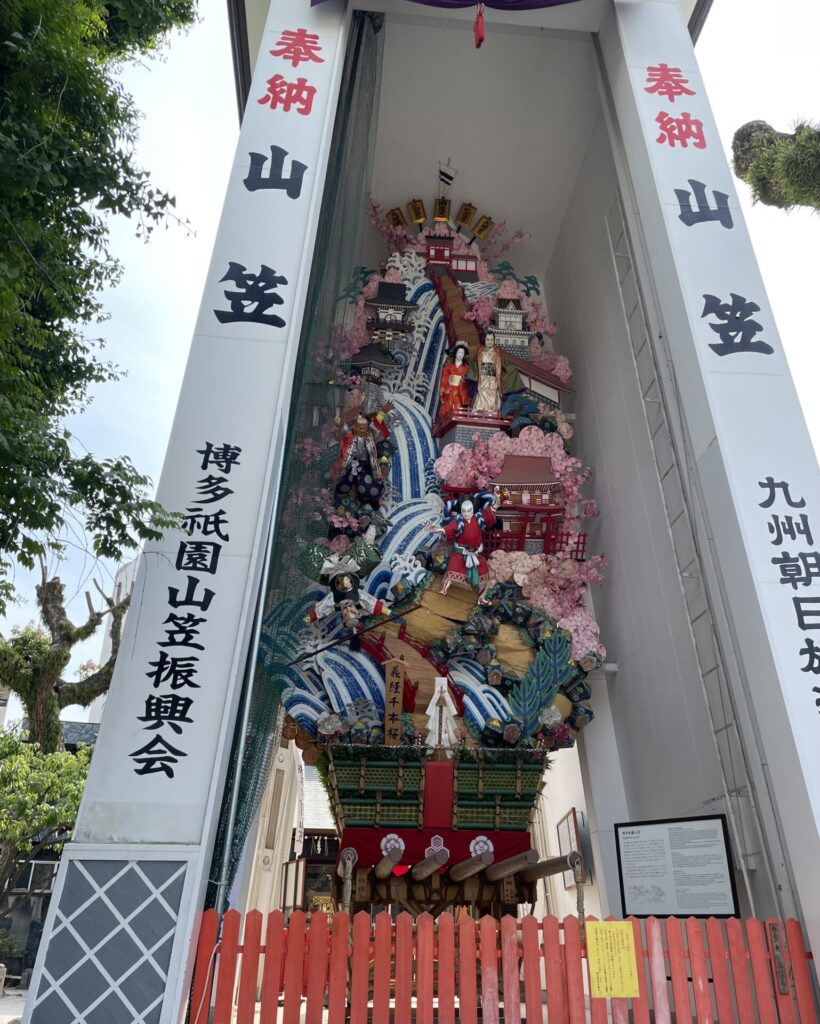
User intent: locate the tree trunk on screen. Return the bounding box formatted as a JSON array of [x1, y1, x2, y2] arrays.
[[28, 688, 64, 753]]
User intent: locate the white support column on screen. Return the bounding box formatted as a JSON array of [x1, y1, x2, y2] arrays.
[[577, 669, 630, 917], [600, 0, 820, 952], [24, 3, 350, 1022]]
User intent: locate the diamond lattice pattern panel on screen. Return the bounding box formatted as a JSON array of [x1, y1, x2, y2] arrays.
[[30, 859, 186, 1024]]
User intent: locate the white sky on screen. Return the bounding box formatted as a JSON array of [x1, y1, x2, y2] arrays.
[[2, 0, 818, 724]]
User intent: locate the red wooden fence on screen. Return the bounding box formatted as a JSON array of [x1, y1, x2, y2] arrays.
[[190, 910, 816, 1024]]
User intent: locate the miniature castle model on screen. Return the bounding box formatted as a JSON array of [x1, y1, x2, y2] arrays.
[[492, 298, 531, 354], [366, 282, 417, 353]]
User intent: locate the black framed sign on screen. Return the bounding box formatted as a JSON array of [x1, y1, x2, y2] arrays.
[[614, 815, 739, 918]]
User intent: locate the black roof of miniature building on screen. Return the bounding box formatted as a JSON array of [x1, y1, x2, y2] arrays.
[[497, 298, 523, 310], [350, 342, 400, 368], [369, 282, 417, 309]]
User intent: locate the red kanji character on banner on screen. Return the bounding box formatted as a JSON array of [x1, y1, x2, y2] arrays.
[[257, 74, 317, 116], [644, 62, 695, 101], [655, 111, 706, 149], [270, 28, 324, 67]]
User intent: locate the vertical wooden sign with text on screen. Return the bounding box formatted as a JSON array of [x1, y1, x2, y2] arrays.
[[384, 658, 405, 746]]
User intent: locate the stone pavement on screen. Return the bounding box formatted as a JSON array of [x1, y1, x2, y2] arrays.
[[0, 987, 25, 1024]]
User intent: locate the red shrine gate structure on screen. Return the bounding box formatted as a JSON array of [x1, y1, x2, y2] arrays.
[[24, 1, 820, 1023]]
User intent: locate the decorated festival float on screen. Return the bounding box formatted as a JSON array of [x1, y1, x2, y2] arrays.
[[272, 193, 607, 916]]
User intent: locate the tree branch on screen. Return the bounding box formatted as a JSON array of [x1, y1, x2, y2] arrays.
[[57, 591, 130, 709]]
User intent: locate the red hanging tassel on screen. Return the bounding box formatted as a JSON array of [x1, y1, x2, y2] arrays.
[[474, 2, 485, 48]]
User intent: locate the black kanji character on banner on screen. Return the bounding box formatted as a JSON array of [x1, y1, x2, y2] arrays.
[[701, 294, 774, 356], [758, 477, 806, 509], [270, 28, 324, 67], [138, 694, 195, 733], [214, 263, 288, 328], [644, 63, 696, 101], [799, 638, 820, 674], [182, 507, 230, 541], [176, 540, 221, 574], [131, 735, 188, 778], [146, 651, 200, 689], [675, 180, 733, 229], [195, 476, 234, 504], [197, 442, 242, 474], [167, 576, 215, 611], [813, 686, 820, 709], [244, 146, 308, 200], [768, 514, 814, 547], [793, 597, 820, 631], [771, 551, 820, 589], [159, 612, 206, 650]]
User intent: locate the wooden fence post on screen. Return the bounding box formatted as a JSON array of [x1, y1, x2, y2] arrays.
[[190, 909, 219, 1024], [212, 909, 241, 1024], [236, 909, 263, 1024], [543, 915, 566, 1024], [438, 912, 456, 1024], [349, 910, 371, 1024], [395, 912, 414, 1024], [458, 913, 478, 1024], [479, 916, 500, 1024], [305, 912, 329, 1024]]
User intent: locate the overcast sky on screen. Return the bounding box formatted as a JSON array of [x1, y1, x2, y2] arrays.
[[2, 0, 818, 724]]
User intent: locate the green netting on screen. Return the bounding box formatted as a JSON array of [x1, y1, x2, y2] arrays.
[[205, 12, 384, 911]]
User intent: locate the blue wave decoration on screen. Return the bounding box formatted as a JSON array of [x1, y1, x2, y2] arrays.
[[316, 647, 385, 714], [386, 394, 437, 502], [448, 657, 512, 732]]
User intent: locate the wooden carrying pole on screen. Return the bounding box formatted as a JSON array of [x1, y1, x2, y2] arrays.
[[520, 851, 583, 883], [483, 849, 539, 882], [410, 848, 449, 881], [373, 847, 403, 880], [448, 850, 494, 882]]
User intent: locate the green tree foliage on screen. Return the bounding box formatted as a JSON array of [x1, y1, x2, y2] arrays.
[[0, 728, 90, 912], [0, 0, 195, 610], [0, 573, 128, 752], [733, 120, 820, 211]]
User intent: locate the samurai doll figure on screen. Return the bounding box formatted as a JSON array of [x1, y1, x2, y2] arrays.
[[332, 410, 391, 509], [303, 532, 391, 626], [428, 491, 498, 599], [438, 342, 471, 418]]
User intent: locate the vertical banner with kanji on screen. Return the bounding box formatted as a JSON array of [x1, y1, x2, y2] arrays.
[[383, 658, 405, 746], [601, 0, 820, 953], [24, 4, 349, 1024]]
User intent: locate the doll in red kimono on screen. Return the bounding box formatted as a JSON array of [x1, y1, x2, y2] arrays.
[[438, 343, 471, 419], [429, 491, 498, 599]]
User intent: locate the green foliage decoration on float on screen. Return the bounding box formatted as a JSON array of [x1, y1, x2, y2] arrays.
[[509, 629, 575, 736]]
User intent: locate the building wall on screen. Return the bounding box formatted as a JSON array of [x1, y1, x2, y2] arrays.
[[544, 119, 765, 912], [239, 742, 301, 916]]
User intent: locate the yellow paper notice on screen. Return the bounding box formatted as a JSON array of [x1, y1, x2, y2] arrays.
[[586, 921, 640, 999]]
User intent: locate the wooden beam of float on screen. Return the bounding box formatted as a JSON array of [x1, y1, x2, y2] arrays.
[[410, 847, 449, 881], [336, 847, 359, 878], [447, 850, 494, 882], [373, 847, 403, 880], [520, 850, 583, 883], [483, 849, 539, 882]]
